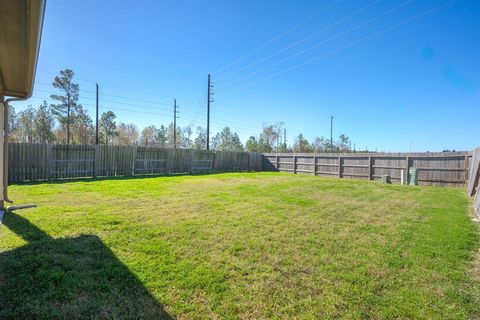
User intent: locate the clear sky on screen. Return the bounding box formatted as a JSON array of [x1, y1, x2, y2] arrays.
[[13, 0, 480, 151]]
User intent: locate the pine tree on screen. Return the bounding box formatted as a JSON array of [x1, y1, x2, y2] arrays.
[[33, 101, 56, 143], [245, 136, 259, 152], [211, 127, 244, 151], [73, 105, 94, 144], [99, 111, 117, 145], [50, 69, 81, 144], [155, 125, 167, 146], [193, 127, 207, 150], [293, 134, 311, 153]]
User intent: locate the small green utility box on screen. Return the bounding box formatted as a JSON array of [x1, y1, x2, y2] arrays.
[[409, 168, 418, 186]]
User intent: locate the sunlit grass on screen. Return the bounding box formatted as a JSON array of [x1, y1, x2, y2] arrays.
[[0, 172, 479, 319]]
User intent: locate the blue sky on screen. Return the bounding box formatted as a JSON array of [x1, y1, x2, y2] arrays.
[[14, 0, 480, 151]]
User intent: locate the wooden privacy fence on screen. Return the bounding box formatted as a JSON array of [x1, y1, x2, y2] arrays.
[[7, 143, 263, 183], [263, 152, 471, 187], [467, 147, 480, 218]]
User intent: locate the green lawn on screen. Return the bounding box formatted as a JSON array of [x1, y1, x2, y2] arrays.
[[0, 172, 479, 319]]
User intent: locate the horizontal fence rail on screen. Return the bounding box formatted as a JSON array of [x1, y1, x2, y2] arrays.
[[7, 143, 263, 183], [263, 152, 472, 188]]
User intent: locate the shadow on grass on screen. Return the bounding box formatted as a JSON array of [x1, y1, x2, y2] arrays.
[[9, 170, 257, 186], [0, 212, 172, 319]]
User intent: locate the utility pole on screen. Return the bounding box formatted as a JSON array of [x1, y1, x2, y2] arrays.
[[330, 115, 334, 152], [283, 128, 287, 152], [95, 83, 99, 145], [206, 74, 213, 150], [67, 93, 71, 144], [173, 98, 177, 148]]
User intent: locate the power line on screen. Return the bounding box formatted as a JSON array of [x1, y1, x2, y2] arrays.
[[35, 81, 97, 95], [97, 97, 173, 112], [187, 99, 207, 128], [32, 72, 267, 137], [34, 87, 202, 114], [215, 0, 380, 82], [218, 0, 413, 90], [38, 95, 187, 125], [213, 0, 339, 75], [35, 81, 207, 119], [32, 96, 260, 139], [30, 95, 173, 117], [174, 99, 262, 136], [35, 70, 214, 115], [210, 116, 261, 131], [208, 123, 259, 136], [38, 70, 175, 100], [218, 0, 454, 96], [33, 93, 259, 132], [186, 104, 261, 125], [99, 105, 172, 117], [34, 83, 179, 108], [37, 71, 207, 111]]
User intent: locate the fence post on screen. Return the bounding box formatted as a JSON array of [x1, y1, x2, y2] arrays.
[[313, 155, 317, 176], [92, 145, 97, 179], [405, 156, 410, 184], [338, 156, 342, 178], [276, 155, 279, 171], [47, 144, 52, 181], [95, 145, 100, 178], [132, 145, 136, 176], [465, 155, 469, 186], [211, 151, 216, 172], [368, 156, 373, 180], [293, 155, 296, 174]]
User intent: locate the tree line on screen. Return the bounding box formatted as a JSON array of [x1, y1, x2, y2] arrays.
[[10, 69, 356, 153], [244, 122, 357, 153]]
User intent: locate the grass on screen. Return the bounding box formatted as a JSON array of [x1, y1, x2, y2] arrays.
[[0, 172, 479, 319]]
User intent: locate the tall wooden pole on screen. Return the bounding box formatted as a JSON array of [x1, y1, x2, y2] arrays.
[[173, 98, 177, 148], [207, 74, 211, 150], [330, 115, 334, 152], [95, 83, 99, 145], [67, 93, 71, 144]]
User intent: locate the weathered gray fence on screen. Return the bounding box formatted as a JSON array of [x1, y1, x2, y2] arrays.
[[8, 143, 263, 183], [263, 152, 471, 187], [7, 143, 477, 194], [467, 148, 480, 218]]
